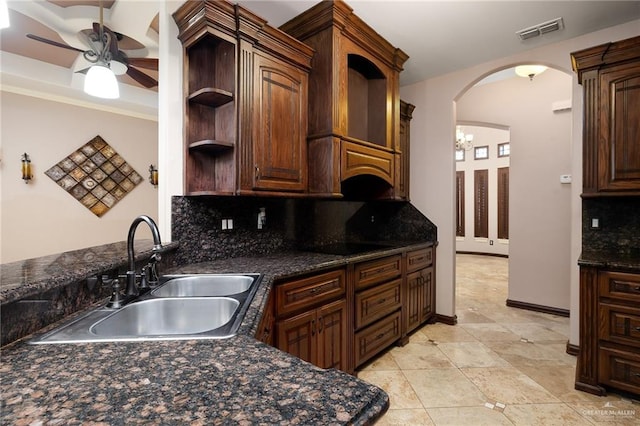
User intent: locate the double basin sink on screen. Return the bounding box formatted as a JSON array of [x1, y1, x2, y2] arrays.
[[30, 274, 261, 344]]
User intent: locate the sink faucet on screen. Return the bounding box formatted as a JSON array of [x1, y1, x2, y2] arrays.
[[125, 215, 163, 296]]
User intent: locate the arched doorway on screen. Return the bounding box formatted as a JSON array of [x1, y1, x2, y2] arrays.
[[453, 65, 573, 321]]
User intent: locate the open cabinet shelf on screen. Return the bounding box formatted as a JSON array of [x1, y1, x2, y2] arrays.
[[188, 88, 234, 107], [188, 139, 235, 153]]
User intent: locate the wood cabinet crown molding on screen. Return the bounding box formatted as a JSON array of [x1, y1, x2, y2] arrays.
[[571, 35, 640, 84], [280, 0, 408, 71]]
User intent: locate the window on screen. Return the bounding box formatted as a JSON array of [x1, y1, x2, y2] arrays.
[[498, 142, 510, 157], [474, 145, 489, 160], [497, 167, 509, 239], [474, 169, 489, 238], [456, 171, 465, 237], [455, 149, 465, 162]]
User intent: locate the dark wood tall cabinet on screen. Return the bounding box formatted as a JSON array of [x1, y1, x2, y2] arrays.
[[571, 35, 640, 196], [173, 0, 313, 196], [280, 0, 409, 199], [572, 35, 640, 397]]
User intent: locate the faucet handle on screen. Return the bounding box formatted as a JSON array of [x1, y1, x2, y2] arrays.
[[139, 266, 150, 291], [105, 278, 125, 309]]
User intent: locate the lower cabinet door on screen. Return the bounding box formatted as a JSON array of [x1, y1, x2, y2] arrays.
[[598, 346, 640, 395], [354, 311, 401, 367], [406, 269, 424, 333], [276, 310, 317, 365], [317, 299, 348, 370]]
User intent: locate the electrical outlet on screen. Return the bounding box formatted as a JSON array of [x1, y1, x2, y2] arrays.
[[489, 240, 494, 245], [591, 218, 600, 229], [221, 219, 227, 230]]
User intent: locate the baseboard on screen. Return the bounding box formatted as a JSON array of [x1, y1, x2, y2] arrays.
[[566, 341, 579, 356], [434, 314, 457, 325], [456, 251, 508, 258], [506, 299, 570, 317]]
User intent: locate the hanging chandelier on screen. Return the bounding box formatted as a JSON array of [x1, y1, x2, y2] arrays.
[[456, 126, 474, 151]]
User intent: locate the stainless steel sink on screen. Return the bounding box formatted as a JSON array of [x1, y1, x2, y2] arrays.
[[152, 274, 258, 297], [29, 273, 262, 344], [91, 297, 239, 336]]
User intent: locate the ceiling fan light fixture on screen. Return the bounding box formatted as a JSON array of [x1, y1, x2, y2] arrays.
[[0, 0, 10, 30], [84, 63, 120, 99], [515, 65, 548, 81]]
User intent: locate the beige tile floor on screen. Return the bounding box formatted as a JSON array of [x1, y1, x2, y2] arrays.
[[357, 254, 640, 425]]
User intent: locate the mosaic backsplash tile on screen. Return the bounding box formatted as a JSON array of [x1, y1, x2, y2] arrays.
[[45, 135, 143, 217]]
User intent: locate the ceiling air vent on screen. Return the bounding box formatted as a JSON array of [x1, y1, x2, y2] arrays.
[[516, 17, 564, 41]]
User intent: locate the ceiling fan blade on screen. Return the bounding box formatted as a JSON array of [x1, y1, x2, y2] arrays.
[[126, 66, 158, 88], [127, 57, 158, 71], [26, 34, 86, 54]]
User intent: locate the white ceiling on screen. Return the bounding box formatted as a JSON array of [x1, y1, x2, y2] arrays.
[[238, 0, 640, 85], [2, 0, 639, 112]]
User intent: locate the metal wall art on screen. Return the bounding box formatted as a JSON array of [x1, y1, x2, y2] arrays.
[[45, 135, 143, 217]]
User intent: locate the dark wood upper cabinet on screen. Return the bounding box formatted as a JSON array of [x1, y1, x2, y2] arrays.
[[280, 0, 409, 199], [173, 0, 313, 196], [571, 35, 640, 196]]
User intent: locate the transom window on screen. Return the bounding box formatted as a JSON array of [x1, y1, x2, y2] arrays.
[[498, 142, 510, 157], [474, 146, 489, 160]]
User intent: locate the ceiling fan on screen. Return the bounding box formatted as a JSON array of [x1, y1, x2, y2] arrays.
[[25, 1, 157, 90]]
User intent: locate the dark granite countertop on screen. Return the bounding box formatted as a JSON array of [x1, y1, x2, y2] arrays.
[[578, 250, 640, 271], [0, 240, 179, 305], [1, 336, 387, 425], [1, 241, 434, 425]]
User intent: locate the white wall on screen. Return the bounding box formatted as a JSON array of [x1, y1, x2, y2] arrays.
[[457, 69, 573, 309], [455, 124, 510, 256], [401, 19, 640, 345], [0, 92, 158, 263]]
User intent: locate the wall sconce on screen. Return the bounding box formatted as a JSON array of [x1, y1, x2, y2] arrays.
[[21, 153, 33, 183], [148, 164, 158, 187]]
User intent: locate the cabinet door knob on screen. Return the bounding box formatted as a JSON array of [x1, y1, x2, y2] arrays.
[[255, 165, 260, 179]]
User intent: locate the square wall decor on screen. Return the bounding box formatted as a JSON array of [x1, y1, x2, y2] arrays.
[[45, 135, 143, 217]]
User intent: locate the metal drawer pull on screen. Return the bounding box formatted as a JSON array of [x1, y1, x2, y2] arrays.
[[376, 333, 385, 340]]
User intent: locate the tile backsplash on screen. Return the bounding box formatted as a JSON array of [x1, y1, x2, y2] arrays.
[[171, 196, 437, 265], [582, 197, 640, 257]]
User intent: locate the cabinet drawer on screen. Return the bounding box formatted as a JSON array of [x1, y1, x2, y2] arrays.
[[354, 255, 402, 290], [355, 278, 401, 329], [407, 247, 433, 272], [354, 311, 401, 367], [599, 271, 640, 303], [275, 269, 346, 317], [599, 303, 640, 348], [598, 347, 640, 395]]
